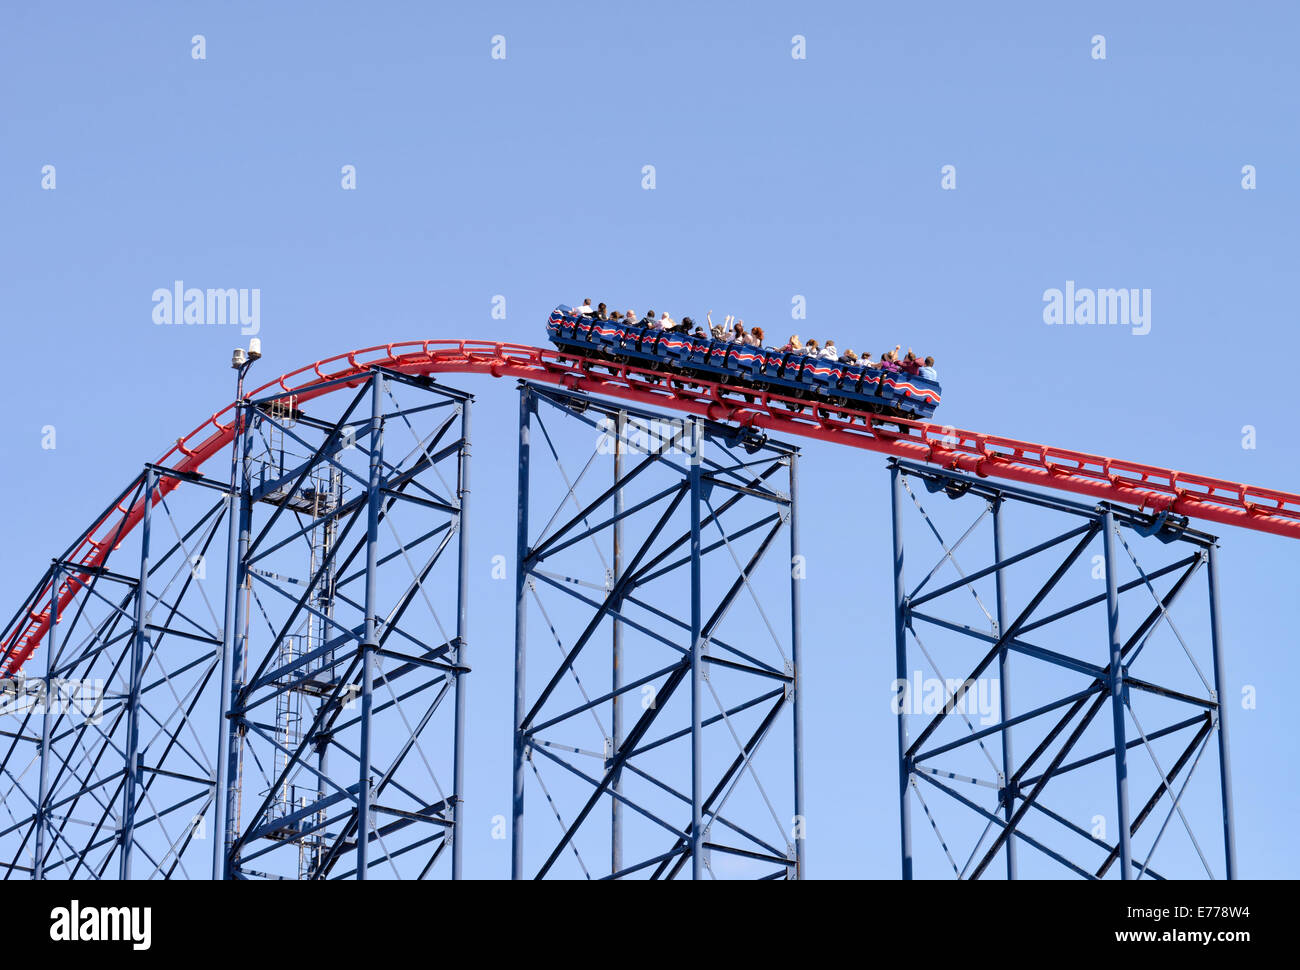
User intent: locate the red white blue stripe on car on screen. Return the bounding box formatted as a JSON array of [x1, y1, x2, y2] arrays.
[[884, 377, 941, 403]]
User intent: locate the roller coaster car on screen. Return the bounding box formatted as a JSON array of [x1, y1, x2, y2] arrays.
[[545, 305, 942, 421]]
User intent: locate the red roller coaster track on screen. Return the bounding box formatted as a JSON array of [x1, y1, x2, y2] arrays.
[[4, 339, 1299, 676]]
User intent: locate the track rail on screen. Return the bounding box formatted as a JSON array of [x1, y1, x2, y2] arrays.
[[4, 339, 1298, 675]]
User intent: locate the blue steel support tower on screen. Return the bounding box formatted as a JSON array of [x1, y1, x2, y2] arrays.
[[0, 368, 472, 880], [511, 382, 805, 879], [889, 458, 1237, 880]]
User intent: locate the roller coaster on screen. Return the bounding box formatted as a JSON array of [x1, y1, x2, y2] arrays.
[[1, 316, 1296, 880], [545, 305, 943, 419]]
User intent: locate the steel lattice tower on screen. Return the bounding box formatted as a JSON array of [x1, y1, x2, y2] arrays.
[[511, 382, 805, 879], [889, 459, 1236, 879], [0, 368, 472, 879]]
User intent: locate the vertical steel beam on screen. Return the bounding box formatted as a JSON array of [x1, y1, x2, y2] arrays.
[[789, 451, 806, 879], [689, 416, 705, 880], [226, 418, 255, 876], [891, 463, 913, 880], [450, 399, 471, 880], [356, 372, 384, 879], [610, 408, 625, 876], [1101, 509, 1133, 878], [33, 567, 58, 880], [313, 735, 329, 878], [511, 387, 532, 879], [992, 496, 1017, 880], [215, 395, 252, 879], [120, 468, 154, 879], [1206, 543, 1237, 879], [213, 468, 240, 874], [311, 466, 339, 879]]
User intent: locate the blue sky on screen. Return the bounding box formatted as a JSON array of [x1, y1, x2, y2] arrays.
[[1, 1, 1297, 878]]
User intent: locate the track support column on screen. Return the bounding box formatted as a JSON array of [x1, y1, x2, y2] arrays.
[[610, 408, 625, 876], [215, 393, 252, 879], [450, 397, 471, 880], [511, 386, 532, 879], [1102, 510, 1133, 878], [688, 416, 704, 880], [992, 497, 1017, 880], [33, 568, 59, 880], [119, 468, 154, 879], [1206, 543, 1237, 879], [789, 450, 806, 879], [356, 371, 385, 879], [891, 463, 913, 880]]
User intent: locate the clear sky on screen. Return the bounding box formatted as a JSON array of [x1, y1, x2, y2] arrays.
[[1, 1, 1297, 878]]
